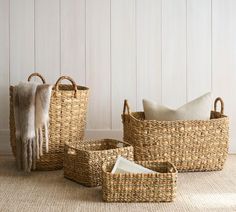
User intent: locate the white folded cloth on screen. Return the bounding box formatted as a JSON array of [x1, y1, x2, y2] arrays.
[[111, 156, 157, 174]]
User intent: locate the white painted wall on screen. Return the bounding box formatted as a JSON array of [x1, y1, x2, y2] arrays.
[[0, 0, 236, 153]]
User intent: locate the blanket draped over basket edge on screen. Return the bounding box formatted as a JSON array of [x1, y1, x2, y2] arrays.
[[13, 82, 52, 172]]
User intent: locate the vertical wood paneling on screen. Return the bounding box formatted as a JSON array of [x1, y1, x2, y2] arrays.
[[212, 0, 236, 153], [10, 0, 34, 84], [61, 0, 86, 85], [136, 0, 162, 110], [162, 0, 187, 108], [0, 0, 236, 153], [111, 0, 136, 129], [86, 0, 111, 129], [35, 0, 60, 83], [187, 0, 211, 101], [0, 0, 9, 129]]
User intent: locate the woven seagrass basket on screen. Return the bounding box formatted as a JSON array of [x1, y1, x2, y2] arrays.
[[64, 139, 134, 187], [122, 98, 229, 172], [102, 160, 177, 202], [10, 73, 89, 171]]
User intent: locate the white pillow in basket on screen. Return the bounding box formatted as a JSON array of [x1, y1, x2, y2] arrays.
[[143, 93, 212, 121]]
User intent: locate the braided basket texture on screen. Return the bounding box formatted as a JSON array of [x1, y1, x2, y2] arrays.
[[64, 139, 134, 187], [122, 98, 229, 172], [10, 73, 89, 170], [102, 160, 177, 202]]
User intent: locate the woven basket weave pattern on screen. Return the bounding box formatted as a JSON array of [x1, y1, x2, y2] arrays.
[[64, 139, 134, 187], [122, 99, 229, 172], [9, 74, 89, 171], [102, 161, 177, 202]]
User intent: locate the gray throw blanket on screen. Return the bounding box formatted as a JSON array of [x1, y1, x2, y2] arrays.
[[13, 82, 52, 172]]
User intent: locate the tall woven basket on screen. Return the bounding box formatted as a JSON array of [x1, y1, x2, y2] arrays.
[[10, 73, 89, 170], [122, 98, 229, 172]]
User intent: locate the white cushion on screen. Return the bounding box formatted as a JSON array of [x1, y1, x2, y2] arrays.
[[143, 93, 212, 121]]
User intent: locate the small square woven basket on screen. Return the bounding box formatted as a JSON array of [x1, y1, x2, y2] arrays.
[[64, 139, 134, 187], [102, 161, 177, 202]]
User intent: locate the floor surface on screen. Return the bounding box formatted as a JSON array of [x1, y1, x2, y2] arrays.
[[0, 155, 236, 212]]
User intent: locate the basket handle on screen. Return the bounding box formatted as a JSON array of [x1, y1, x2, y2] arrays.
[[123, 99, 131, 115], [64, 144, 77, 155], [214, 97, 224, 115], [54, 76, 78, 97], [27, 73, 46, 84], [115, 140, 132, 147]]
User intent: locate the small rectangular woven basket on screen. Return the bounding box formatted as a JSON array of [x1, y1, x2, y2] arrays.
[[64, 139, 134, 187], [102, 160, 177, 202]]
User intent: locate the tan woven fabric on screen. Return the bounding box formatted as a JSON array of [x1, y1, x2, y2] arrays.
[[64, 139, 134, 187], [0, 155, 236, 212], [122, 98, 229, 172], [9, 73, 89, 171], [102, 161, 177, 202]]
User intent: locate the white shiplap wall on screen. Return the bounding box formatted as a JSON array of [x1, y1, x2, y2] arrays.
[[0, 0, 236, 153]]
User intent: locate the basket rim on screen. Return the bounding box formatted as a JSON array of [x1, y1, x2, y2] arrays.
[[54, 84, 89, 91], [122, 111, 228, 124], [10, 84, 89, 91], [102, 160, 178, 177], [65, 139, 133, 153]]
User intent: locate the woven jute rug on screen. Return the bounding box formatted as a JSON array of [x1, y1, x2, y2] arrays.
[[0, 155, 236, 212]]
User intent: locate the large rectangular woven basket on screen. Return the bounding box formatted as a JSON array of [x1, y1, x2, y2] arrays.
[[102, 160, 177, 202], [10, 73, 89, 171], [64, 139, 134, 187], [122, 98, 229, 172]]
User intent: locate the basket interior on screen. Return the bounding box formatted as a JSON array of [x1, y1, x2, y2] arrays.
[[143, 162, 176, 173], [124, 110, 226, 122], [210, 110, 227, 119], [55, 84, 89, 91], [104, 161, 176, 174], [69, 139, 129, 152]]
